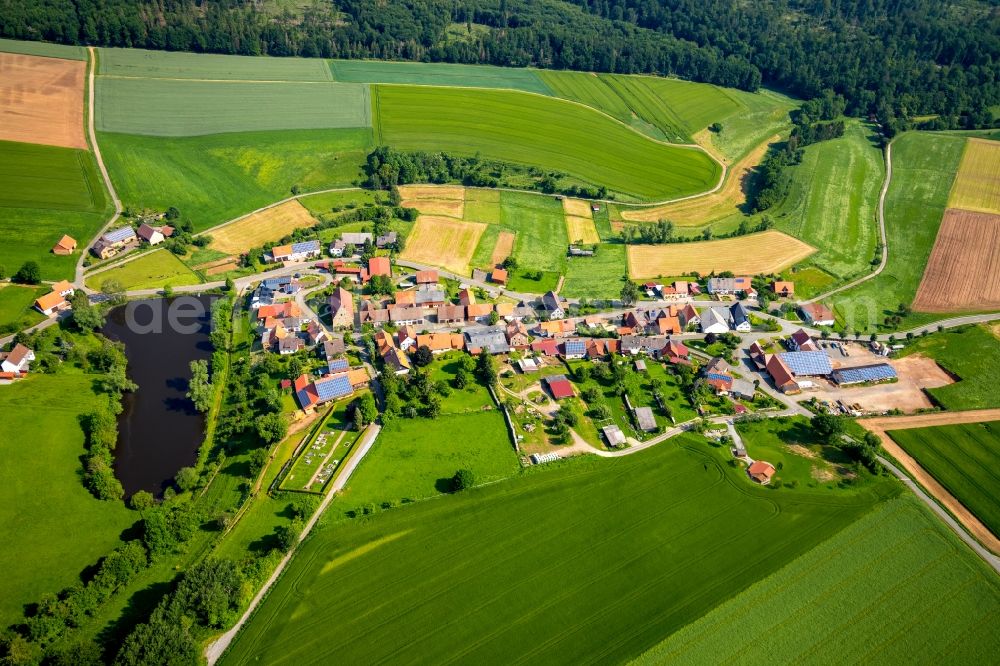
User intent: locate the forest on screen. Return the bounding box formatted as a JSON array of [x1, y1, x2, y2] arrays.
[[0, 0, 997, 127]]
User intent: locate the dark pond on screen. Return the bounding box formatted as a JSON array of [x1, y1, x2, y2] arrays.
[[102, 295, 216, 497]]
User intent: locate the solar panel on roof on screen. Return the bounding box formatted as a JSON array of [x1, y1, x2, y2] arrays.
[[104, 226, 136, 243], [291, 240, 320, 253], [565, 340, 585, 353], [328, 358, 349, 371], [833, 364, 896, 384], [315, 374, 352, 401], [778, 351, 833, 376]]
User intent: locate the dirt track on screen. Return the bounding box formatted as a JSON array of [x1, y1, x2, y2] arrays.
[[860, 409, 1000, 554], [0, 52, 87, 149]]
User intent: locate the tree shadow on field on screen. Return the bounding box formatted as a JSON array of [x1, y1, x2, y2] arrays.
[[435, 477, 454, 494], [97, 580, 173, 658]]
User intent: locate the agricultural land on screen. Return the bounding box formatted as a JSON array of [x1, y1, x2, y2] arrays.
[[913, 209, 1000, 312], [0, 52, 86, 149], [400, 216, 486, 276], [896, 325, 1000, 411], [888, 421, 1000, 540], [626, 230, 815, 278], [948, 138, 1000, 214], [85, 249, 201, 291], [209, 200, 318, 256]]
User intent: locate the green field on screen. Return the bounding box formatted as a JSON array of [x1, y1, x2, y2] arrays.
[[98, 128, 372, 231], [220, 436, 894, 665], [0, 374, 135, 626], [0, 284, 47, 334], [830, 132, 967, 331], [330, 59, 550, 94], [774, 121, 883, 280], [537, 70, 635, 125], [374, 85, 721, 202], [899, 325, 1000, 410], [0, 37, 86, 60], [561, 244, 627, 299], [97, 47, 333, 80], [298, 188, 378, 216], [889, 421, 1000, 539], [0, 141, 109, 280], [96, 78, 370, 136], [85, 249, 201, 291], [469, 191, 567, 293], [280, 401, 364, 493], [708, 88, 797, 162], [637, 495, 1000, 664]]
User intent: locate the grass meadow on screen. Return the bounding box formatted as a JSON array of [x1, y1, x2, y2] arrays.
[[0, 141, 109, 280], [220, 437, 894, 665], [330, 59, 550, 94], [298, 188, 378, 216], [830, 132, 967, 331], [707, 88, 796, 162], [374, 85, 721, 202], [561, 244, 627, 299], [0, 37, 85, 60], [898, 325, 1000, 410], [636, 495, 1000, 664], [85, 249, 201, 291], [774, 121, 883, 280], [0, 374, 136, 626], [96, 78, 370, 136], [0, 284, 47, 334], [98, 128, 372, 232], [98, 47, 333, 80], [889, 421, 1000, 539]]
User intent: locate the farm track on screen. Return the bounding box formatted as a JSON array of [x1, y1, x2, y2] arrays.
[[76, 46, 122, 286], [861, 409, 1000, 558]]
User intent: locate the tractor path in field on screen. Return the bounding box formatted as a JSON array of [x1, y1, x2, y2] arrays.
[[204, 423, 381, 665], [861, 409, 1000, 557], [76, 46, 122, 287]]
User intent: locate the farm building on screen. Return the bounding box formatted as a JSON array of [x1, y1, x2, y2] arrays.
[[322, 337, 346, 359], [394, 290, 417, 306], [832, 364, 897, 386], [137, 223, 164, 245], [747, 461, 776, 484], [328, 287, 354, 328], [388, 306, 427, 325], [778, 352, 833, 377], [466, 303, 494, 322], [518, 358, 540, 373], [545, 374, 575, 400], [602, 425, 627, 448], [531, 338, 559, 356], [327, 358, 350, 374], [706, 276, 753, 295], [489, 268, 508, 285], [34, 290, 71, 316], [415, 269, 438, 284], [765, 355, 800, 394], [368, 256, 392, 279], [729, 378, 756, 401], [51, 234, 76, 255], [415, 332, 464, 354], [92, 226, 137, 259], [568, 245, 594, 257], [294, 373, 352, 411], [634, 406, 657, 432], [415, 286, 447, 307], [271, 240, 321, 262], [436, 304, 465, 324], [1, 344, 34, 374], [341, 232, 373, 245], [465, 326, 510, 354], [376, 232, 398, 248], [799, 302, 835, 326], [789, 328, 818, 352], [772, 281, 795, 297], [700, 307, 731, 334], [458, 288, 475, 306]]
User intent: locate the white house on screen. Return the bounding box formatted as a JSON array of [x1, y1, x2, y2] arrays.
[[700, 308, 731, 334], [1, 344, 34, 374], [271, 240, 321, 262], [137, 223, 164, 245]]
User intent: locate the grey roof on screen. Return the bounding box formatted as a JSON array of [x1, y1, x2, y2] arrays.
[[322, 337, 345, 357], [602, 425, 627, 447], [702, 307, 731, 330], [634, 406, 656, 432], [730, 302, 750, 326], [290, 240, 320, 254], [730, 378, 756, 398], [341, 232, 373, 245], [376, 232, 398, 246], [542, 291, 564, 312], [415, 288, 446, 304], [279, 337, 303, 352], [465, 326, 510, 354]]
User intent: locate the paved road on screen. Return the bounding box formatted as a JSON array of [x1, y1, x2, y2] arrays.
[[76, 47, 123, 287], [204, 423, 381, 665], [394, 258, 539, 303], [0, 312, 64, 347], [802, 141, 892, 306], [877, 455, 1000, 574]]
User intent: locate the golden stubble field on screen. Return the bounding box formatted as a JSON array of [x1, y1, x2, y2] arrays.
[[947, 138, 1000, 215], [209, 200, 318, 255], [400, 215, 487, 275], [627, 230, 814, 277], [0, 52, 87, 149]]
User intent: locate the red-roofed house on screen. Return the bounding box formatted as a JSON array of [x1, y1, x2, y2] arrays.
[[766, 354, 800, 394], [490, 268, 508, 285], [660, 339, 690, 364], [545, 375, 575, 400], [799, 302, 835, 327], [52, 234, 77, 255], [368, 256, 391, 280], [531, 338, 559, 356], [748, 461, 776, 484], [789, 328, 818, 352], [415, 269, 438, 284], [1, 344, 34, 374]]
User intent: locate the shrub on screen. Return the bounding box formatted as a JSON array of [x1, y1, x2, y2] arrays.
[[451, 469, 476, 492]]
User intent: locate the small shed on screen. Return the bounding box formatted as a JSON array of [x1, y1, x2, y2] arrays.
[[634, 406, 656, 432], [602, 425, 627, 448]]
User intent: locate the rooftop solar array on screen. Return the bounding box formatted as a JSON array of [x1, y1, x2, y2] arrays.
[[328, 358, 349, 371], [315, 374, 352, 401], [104, 226, 136, 243], [833, 364, 897, 385], [291, 240, 320, 253], [779, 351, 833, 376], [564, 340, 586, 354]]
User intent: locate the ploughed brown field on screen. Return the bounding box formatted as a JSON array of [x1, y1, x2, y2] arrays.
[[913, 208, 1000, 312], [0, 52, 87, 149], [489, 231, 515, 267]]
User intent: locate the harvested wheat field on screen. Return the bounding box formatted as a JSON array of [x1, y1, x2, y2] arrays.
[[627, 230, 814, 278], [948, 138, 1000, 215], [621, 135, 775, 225], [566, 216, 600, 244], [562, 198, 594, 218], [209, 200, 317, 255], [401, 215, 486, 275], [490, 231, 516, 266], [401, 198, 464, 218], [913, 209, 1000, 312], [397, 185, 465, 201], [205, 261, 239, 276], [0, 52, 86, 149]]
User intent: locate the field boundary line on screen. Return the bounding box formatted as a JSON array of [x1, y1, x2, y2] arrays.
[[205, 423, 381, 665], [76, 46, 123, 287], [194, 187, 364, 238]]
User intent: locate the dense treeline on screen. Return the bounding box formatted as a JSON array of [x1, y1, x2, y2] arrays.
[[1, 0, 997, 125]]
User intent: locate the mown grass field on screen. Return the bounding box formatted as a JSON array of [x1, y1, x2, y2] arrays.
[[0, 374, 136, 626], [98, 128, 372, 232], [330, 59, 550, 94], [374, 85, 721, 202], [0, 141, 108, 280], [889, 421, 1000, 539], [98, 47, 333, 80], [96, 78, 370, 136], [898, 325, 1000, 410], [948, 138, 1000, 214], [0, 284, 46, 333], [831, 132, 967, 331], [0, 37, 86, 60], [636, 495, 1000, 665], [774, 121, 883, 280], [85, 249, 201, 291], [627, 230, 814, 278], [221, 437, 894, 665]]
